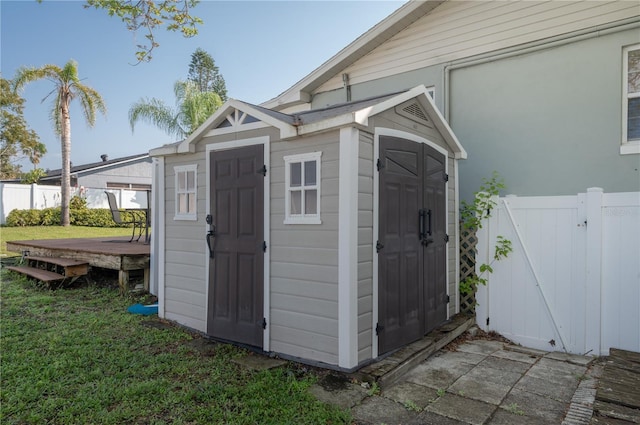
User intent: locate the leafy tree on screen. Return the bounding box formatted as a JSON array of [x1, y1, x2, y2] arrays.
[[51, 0, 203, 63], [12, 60, 106, 226], [188, 48, 227, 101], [129, 80, 222, 140], [0, 77, 46, 179], [21, 168, 47, 184]]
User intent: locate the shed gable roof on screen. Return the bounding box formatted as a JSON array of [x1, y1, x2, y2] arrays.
[[154, 85, 466, 159]]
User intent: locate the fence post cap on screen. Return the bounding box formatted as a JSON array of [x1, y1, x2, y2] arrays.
[[587, 187, 603, 193]]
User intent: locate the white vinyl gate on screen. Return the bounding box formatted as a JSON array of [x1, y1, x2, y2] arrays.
[[476, 188, 640, 356]]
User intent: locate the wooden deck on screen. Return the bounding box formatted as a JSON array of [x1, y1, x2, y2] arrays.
[[592, 348, 640, 424], [5, 237, 150, 291]]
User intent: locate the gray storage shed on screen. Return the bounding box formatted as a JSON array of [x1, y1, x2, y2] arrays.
[[150, 85, 466, 370]]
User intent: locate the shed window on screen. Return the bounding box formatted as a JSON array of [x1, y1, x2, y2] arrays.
[[622, 44, 640, 154], [174, 164, 197, 220], [284, 152, 321, 224]]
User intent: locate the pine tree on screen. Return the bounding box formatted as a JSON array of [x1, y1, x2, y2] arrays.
[[188, 48, 227, 101]]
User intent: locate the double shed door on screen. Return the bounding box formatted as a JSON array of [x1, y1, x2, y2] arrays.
[[378, 136, 448, 355], [207, 144, 264, 348]]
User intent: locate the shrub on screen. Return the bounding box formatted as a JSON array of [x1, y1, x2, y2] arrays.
[[5, 195, 133, 228], [6, 209, 41, 226], [40, 207, 61, 226]]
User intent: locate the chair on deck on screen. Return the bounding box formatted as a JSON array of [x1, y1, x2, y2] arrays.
[[105, 191, 147, 242]]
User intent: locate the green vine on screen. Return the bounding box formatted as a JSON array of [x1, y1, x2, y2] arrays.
[[460, 172, 513, 296]]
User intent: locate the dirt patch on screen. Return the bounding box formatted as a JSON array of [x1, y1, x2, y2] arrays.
[[184, 337, 219, 356], [317, 373, 351, 391], [444, 327, 513, 352]]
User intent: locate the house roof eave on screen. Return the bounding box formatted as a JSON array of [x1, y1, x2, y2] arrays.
[[42, 153, 151, 178], [261, 0, 445, 111]]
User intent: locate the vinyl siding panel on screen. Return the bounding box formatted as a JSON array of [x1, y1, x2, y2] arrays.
[[269, 131, 341, 365], [316, 1, 638, 93], [163, 153, 208, 332], [357, 131, 375, 363], [269, 326, 338, 365]]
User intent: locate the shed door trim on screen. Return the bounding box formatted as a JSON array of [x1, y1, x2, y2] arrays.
[[205, 136, 270, 351], [372, 128, 449, 359]]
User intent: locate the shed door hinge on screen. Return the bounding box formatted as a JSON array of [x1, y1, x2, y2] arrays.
[[376, 323, 384, 335], [377, 158, 384, 171], [262, 241, 267, 252], [444, 234, 449, 243], [446, 294, 450, 303], [262, 318, 267, 329], [258, 165, 267, 176], [376, 241, 384, 253], [444, 173, 449, 182], [486, 317, 490, 326]]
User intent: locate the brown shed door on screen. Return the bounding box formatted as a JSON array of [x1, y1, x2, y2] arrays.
[[207, 144, 264, 348], [378, 136, 447, 355]]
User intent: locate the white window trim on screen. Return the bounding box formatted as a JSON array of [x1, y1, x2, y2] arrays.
[[283, 151, 322, 225], [622, 43, 640, 155], [173, 164, 198, 221]]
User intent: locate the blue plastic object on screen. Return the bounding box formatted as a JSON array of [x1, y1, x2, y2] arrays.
[[127, 303, 158, 315]]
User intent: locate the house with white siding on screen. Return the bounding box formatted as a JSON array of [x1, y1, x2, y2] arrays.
[[149, 0, 640, 369]]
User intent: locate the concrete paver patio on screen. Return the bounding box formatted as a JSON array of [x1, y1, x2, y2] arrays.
[[311, 337, 598, 424]]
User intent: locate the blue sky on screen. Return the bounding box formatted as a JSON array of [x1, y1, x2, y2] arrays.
[[1, 0, 405, 171]]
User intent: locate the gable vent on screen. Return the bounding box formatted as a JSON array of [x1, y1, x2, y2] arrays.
[[396, 101, 430, 127], [403, 103, 428, 122], [214, 109, 262, 130]]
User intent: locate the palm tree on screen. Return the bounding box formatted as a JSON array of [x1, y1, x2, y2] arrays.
[[13, 60, 106, 226], [129, 80, 223, 140]]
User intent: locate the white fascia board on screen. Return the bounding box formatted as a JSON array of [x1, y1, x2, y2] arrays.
[[297, 87, 434, 136], [417, 91, 467, 160], [150, 145, 179, 157], [177, 100, 297, 152], [295, 114, 361, 138], [176, 100, 246, 153], [355, 85, 429, 122], [263, 90, 311, 111], [261, 1, 438, 111], [353, 85, 467, 159]]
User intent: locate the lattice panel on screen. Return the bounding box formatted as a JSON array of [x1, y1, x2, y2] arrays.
[[459, 223, 478, 313]]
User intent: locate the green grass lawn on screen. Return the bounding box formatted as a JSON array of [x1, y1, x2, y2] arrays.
[[0, 226, 133, 257], [0, 274, 351, 424]]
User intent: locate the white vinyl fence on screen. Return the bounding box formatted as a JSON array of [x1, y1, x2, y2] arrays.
[[0, 183, 149, 224], [476, 188, 640, 357]]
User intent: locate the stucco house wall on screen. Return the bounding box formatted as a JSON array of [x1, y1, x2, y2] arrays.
[[269, 1, 640, 200]]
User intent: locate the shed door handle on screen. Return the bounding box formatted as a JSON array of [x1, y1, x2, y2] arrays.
[[206, 227, 216, 259]]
